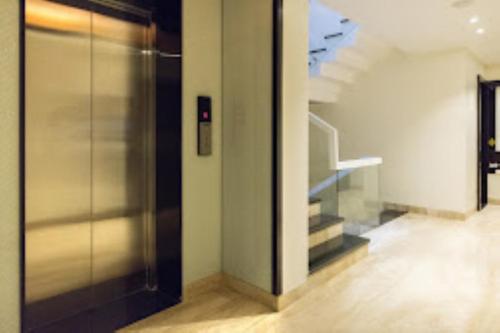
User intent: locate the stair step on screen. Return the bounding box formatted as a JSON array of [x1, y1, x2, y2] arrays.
[[309, 197, 321, 204], [309, 197, 321, 218], [336, 48, 370, 71], [309, 77, 341, 104], [309, 234, 369, 274], [309, 214, 344, 233], [350, 31, 392, 64], [319, 62, 357, 84], [379, 209, 407, 224], [309, 216, 343, 249]]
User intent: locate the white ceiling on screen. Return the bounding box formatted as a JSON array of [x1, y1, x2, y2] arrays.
[[323, 0, 500, 65]]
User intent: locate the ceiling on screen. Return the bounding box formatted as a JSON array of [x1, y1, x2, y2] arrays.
[[323, 0, 500, 65]]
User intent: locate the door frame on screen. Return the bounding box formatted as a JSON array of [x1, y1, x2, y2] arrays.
[[477, 76, 500, 210]]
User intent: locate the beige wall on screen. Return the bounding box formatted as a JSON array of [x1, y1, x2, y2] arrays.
[[0, 1, 20, 332], [314, 50, 483, 215], [281, 0, 309, 293], [182, 0, 223, 286], [486, 66, 500, 80], [222, 0, 273, 292]]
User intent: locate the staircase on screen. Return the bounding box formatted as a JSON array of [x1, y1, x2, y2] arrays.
[[308, 197, 369, 274], [307, 1, 387, 276], [309, 0, 391, 104]]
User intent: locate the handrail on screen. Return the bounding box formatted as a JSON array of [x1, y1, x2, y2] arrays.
[[309, 112, 339, 170]]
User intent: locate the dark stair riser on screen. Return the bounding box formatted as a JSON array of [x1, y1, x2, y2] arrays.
[[309, 214, 344, 233], [309, 234, 369, 274], [309, 197, 322, 205]]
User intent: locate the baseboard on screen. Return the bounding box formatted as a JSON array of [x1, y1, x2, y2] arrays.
[[183, 273, 224, 301], [384, 202, 476, 221], [183, 273, 277, 310], [183, 242, 369, 312], [222, 274, 278, 310], [488, 198, 500, 205], [275, 243, 368, 310]]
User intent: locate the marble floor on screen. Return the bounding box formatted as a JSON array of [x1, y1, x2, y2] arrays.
[[122, 206, 500, 333]]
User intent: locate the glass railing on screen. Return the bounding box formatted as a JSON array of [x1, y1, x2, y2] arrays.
[[309, 111, 383, 236], [337, 165, 382, 236], [309, 113, 340, 219]]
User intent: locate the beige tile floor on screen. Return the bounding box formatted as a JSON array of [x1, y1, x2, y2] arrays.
[[122, 206, 500, 333]]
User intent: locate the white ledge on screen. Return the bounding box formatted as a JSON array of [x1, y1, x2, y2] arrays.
[[337, 157, 383, 170]]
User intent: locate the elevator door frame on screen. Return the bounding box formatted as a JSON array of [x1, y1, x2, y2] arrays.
[[20, 0, 183, 331]]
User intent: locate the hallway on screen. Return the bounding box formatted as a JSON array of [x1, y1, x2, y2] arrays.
[[123, 206, 500, 332]]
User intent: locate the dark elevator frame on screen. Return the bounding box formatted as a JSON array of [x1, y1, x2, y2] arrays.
[[272, 0, 283, 296], [19, 0, 183, 331]]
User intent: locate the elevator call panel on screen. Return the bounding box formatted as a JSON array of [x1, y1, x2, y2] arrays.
[[198, 96, 212, 156]]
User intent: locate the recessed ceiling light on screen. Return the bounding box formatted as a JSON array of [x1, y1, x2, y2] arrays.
[[469, 16, 479, 24], [476, 28, 485, 34]]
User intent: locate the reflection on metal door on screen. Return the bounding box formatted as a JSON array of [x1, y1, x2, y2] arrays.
[[25, 0, 155, 329]]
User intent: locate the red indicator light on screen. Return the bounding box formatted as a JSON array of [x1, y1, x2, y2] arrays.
[[203, 112, 209, 120]]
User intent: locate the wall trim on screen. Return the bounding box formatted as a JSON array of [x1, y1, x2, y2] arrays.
[[183, 273, 277, 309], [384, 202, 476, 221], [275, 244, 368, 310], [188, 241, 368, 312], [487, 198, 500, 206], [183, 273, 224, 301]]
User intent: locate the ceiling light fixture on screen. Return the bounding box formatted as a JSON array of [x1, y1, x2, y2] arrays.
[[469, 16, 479, 24], [476, 28, 485, 34]]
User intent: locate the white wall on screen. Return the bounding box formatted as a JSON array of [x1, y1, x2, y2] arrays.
[[486, 65, 500, 80], [0, 1, 20, 331], [183, 0, 222, 285], [222, 0, 273, 292], [313, 50, 483, 214], [281, 0, 309, 294]]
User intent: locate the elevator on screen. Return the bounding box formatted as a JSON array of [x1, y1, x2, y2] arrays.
[[23, 0, 182, 331]]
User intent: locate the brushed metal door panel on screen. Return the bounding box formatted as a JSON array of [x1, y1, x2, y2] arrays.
[[90, 13, 151, 293], [25, 0, 155, 314], [26, 19, 92, 305]]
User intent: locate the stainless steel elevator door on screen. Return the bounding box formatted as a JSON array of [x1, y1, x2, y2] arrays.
[[26, 1, 93, 306], [91, 12, 152, 303], [25, 0, 154, 319]]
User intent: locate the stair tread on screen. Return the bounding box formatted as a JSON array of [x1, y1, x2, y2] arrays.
[[309, 234, 369, 274], [309, 214, 344, 234], [379, 209, 407, 224], [309, 197, 321, 204]]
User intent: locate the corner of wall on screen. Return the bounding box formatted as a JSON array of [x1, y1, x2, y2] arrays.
[[0, 1, 20, 331], [182, 0, 223, 286], [281, 0, 309, 294]]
